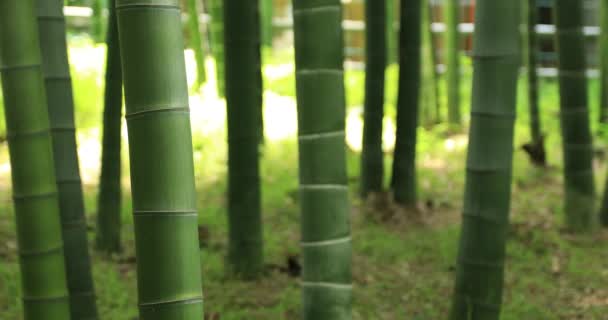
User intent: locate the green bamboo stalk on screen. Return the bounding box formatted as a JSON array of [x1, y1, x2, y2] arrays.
[[600, 175, 608, 226], [91, 0, 105, 42], [115, 0, 204, 318], [386, 0, 397, 64], [260, 0, 273, 47], [600, 0, 608, 124], [209, 0, 225, 97], [420, 0, 438, 125], [361, 0, 387, 197], [224, 0, 264, 279], [448, 1, 520, 318], [445, 0, 461, 125], [0, 0, 71, 318], [391, 0, 422, 206], [523, 0, 546, 166], [186, 0, 207, 88], [427, 0, 441, 122], [292, 1, 352, 319], [36, 0, 98, 318], [554, 0, 596, 232], [96, 0, 123, 254]]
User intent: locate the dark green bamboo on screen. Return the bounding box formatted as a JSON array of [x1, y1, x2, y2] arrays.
[[554, 0, 596, 232], [523, 0, 546, 166], [260, 0, 273, 47], [391, 0, 422, 206], [96, 0, 123, 254], [91, 0, 104, 42], [386, 0, 397, 63], [600, 0, 608, 124], [361, 0, 387, 197], [292, 1, 352, 319], [115, 0, 204, 318], [209, 0, 225, 96], [186, 0, 207, 87], [224, 0, 264, 279], [420, 0, 438, 125], [600, 174, 608, 226], [448, 1, 520, 319], [445, 0, 460, 125], [427, 0, 441, 122], [36, 1, 98, 318], [0, 0, 71, 318]]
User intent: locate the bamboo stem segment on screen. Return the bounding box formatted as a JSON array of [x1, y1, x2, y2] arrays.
[[445, 0, 461, 125]]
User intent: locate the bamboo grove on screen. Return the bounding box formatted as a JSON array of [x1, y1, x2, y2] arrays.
[[1, 0, 608, 319]]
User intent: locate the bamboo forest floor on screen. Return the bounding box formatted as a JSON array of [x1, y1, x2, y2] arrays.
[[1, 42, 608, 319]]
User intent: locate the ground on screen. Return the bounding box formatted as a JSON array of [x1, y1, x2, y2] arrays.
[[1, 40, 608, 319]]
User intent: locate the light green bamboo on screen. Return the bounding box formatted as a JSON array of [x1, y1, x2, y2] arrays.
[[293, 1, 352, 319], [209, 0, 225, 97], [96, 0, 123, 253], [36, 0, 98, 318], [0, 0, 71, 318], [392, 0, 422, 206], [445, 0, 461, 125], [224, 0, 264, 279], [420, 0, 437, 125], [260, 0, 273, 47], [115, 0, 204, 318], [449, 1, 520, 319], [361, 0, 387, 197], [600, 0, 608, 124], [554, 0, 596, 232], [186, 0, 207, 87]]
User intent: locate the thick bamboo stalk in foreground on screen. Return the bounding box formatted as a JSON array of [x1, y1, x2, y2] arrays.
[[391, 0, 422, 206], [449, 1, 520, 319], [224, 0, 264, 279], [0, 0, 71, 318], [36, 0, 98, 318], [292, 1, 352, 319], [554, 0, 596, 232], [116, 0, 204, 318], [361, 0, 387, 197], [96, 0, 123, 254]]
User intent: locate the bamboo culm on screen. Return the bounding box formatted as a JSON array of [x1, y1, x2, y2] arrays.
[[391, 0, 422, 206], [36, 0, 99, 317], [209, 0, 226, 97], [224, 0, 264, 279], [361, 0, 387, 197], [600, 0, 608, 123], [445, 0, 461, 125], [260, 0, 273, 47], [449, 1, 520, 319], [96, 0, 123, 254], [186, 0, 207, 87], [292, 1, 352, 319], [0, 0, 71, 318], [116, 0, 204, 318], [386, 0, 397, 64], [554, 0, 596, 232]]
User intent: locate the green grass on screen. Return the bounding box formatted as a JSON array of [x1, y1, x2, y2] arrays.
[[1, 44, 608, 319]]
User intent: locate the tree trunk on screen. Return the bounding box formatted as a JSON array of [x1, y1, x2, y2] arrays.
[[391, 0, 422, 206], [448, 2, 520, 319], [209, 0, 225, 97], [115, 0, 204, 318], [96, 0, 123, 254], [554, 0, 596, 232], [0, 0, 71, 318], [292, 1, 352, 319], [186, 0, 207, 88], [361, 0, 386, 197], [445, 0, 461, 125], [36, 0, 99, 318], [224, 0, 264, 279], [600, 0, 608, 123]]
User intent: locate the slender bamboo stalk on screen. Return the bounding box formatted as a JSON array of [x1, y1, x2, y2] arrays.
[[445, 0, 461, 125], [448, 1, 520, 318], [420, 0, 438, 125], [36, 0, 98, 318], [386, 0, 397, 64], [391, 0, 422, 206], [209, 0, 225, 97], [361, 0, 386, 197], [600, 0, 608, 124], [91, 0, 104, 42], [426, 0, 441, 122], [186, 0, 207, 87], [292, 1, 352, 319], [600, 175, 608, 226], [224, 0, 264, 279], [96, 0, 123, 254], [0, 0, 71, 318], [260, 0, 273, 47], [554, 0, 596, 232], [115, 0, 204, 318]]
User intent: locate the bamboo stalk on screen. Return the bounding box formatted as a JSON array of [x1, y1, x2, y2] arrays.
[[186, 0, 207, 87], [260, 0, 274, 47], [445, 0, 461, 125], [292, 1, 352, 319], [36, 0, 98, 317], [449, 1, 520, 318], [115, 0, 204, 318], [209, 0, 225, 97], [0, 0, 71, 318], [600, 0, 608, 123]]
